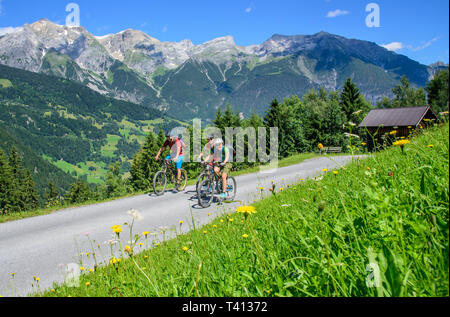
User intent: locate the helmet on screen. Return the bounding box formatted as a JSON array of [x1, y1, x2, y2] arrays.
[[214, 138, 224, 146]]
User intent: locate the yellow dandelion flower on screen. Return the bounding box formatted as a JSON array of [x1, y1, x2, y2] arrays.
[[229, 218, 234, 222], [203, 231, 207, 234], [80, 267, 85, 272], [142, 231, 150, 236], [89, 269, 93, 273], [322, 168, 328, 172], [179, 220, 183, 225], [333, 171, 339, 175], [85, 282, 91, 287], [428, 144, 434, 148], [389, 130, 397, 135], [124, 245, 132, 254], [111, 225, 122, 234], [361, 142, 367, 146], [36, 277, 40, 282], [242, 234, 249, 239], [182, 247, 189, 252], [393, 139, 411, 147], [51, 289, 55, 293], [318, 143, 324, 150], [260, 187, 265, 190], [236, 206, 256, 216], [213, 225, 217, 228], [138, 243, 144, 247], [220, 219, 224, 223]]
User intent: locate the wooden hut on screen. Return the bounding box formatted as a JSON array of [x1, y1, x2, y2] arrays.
[[358, 106, 438, 151]]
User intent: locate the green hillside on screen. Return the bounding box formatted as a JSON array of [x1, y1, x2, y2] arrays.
[[0, 64, 183, 190], [0, 125, 75, 199]]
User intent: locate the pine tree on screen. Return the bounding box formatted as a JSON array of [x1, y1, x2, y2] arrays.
[[44, 180, 60, 208], [0, 149, 14, 214], [130, 132, 161, 191], [66, 178, 93, 204], [340, 78, 370, 124], [8, 148, 39, 212]]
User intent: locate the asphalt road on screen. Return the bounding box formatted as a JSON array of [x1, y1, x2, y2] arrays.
[[0, 155, 365, 297]]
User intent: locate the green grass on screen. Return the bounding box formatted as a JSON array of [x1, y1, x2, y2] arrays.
[[0, 78, 13, 88], [34, 123, 448, 297], [100, 134, 121, 158], [42, 156, 108, 185]]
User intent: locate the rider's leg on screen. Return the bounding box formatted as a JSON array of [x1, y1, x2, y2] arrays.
[[175, 156, 184, 182], [222, 172, 227, 193]]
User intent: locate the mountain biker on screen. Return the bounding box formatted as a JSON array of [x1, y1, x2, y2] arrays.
[[198, 135, 215, 162], [203, 138, 232, 199], [155, 131, 185, 185]]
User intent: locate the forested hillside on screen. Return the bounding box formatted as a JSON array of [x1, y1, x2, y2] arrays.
[[0, 64, 183, 192]]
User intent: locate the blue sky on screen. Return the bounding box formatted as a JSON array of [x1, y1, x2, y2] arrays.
[[0, 0, 448, 65]]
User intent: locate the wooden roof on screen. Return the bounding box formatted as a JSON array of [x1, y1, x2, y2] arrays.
[[359, 106, 435, 128]]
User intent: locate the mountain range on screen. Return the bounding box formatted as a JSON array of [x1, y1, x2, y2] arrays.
[[0, 19, 438, 121]]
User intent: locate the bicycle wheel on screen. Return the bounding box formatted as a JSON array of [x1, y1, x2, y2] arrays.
[[220, 176, 237, 202], [196, 172, 208, 193], [175, 169, 188, 192], [153, 171, 167, 196], [197, 179, 215, 208]]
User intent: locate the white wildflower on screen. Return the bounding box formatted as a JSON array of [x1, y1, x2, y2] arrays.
[[127, 209, 143, 221]]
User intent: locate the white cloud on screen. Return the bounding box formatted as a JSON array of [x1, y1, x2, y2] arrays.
[[162, 25, 168, 33], [0, 0, 3, 15], [408, 37, 439, 51], [326, 9, 349, 18], [245, 7, 252, 13], [0, 26, 21, 36], [381, 42, 404, 52]]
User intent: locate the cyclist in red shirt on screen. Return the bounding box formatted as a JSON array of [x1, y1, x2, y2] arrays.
[[155, 131, 185, 185]]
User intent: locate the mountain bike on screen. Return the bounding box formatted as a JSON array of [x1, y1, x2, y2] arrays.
[[153, 159, 187, 196], [196, 162, 214, 193], [197, 162, 237, 208]]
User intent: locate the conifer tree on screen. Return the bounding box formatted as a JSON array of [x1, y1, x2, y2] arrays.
[[0, 149, 14, 214], [130, 132, 161, 191], [340, 78, 371, 124], [66, 178, 93, 204], [44, 180, 60, 208]]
